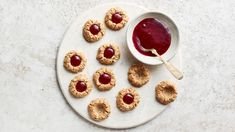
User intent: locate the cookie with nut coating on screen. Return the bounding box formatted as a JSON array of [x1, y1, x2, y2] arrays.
[[88, 98, 111, 121], [93, 67, 116, 91], [104, 7, 129, 30], [69, 74, 92, 98], [128, 64, 150, 87], [116, 88, 140, 112], [64, 51, 87, 73], [155, 80, 177, 105], [96, 43, 120, 65], [83, 19, 105, 42]]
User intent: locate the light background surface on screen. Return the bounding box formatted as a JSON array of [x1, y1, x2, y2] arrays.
[[0, 0, 235, 132]]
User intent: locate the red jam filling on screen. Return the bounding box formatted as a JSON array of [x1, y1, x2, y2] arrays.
[[111, 13, 123, 24], [89, 24, 100, 35], [123, 93, 134, 104], [99, 73, 111, 84], [70, 55, 81, 66], [104, 47, 115, 58], [76, 81, 87, 92], [132, 18, 171, 56]]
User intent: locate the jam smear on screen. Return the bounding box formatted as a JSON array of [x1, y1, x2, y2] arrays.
[[76, 81, 87, 92], [89, 24, 100, 35], [123, 93, 134, 104], [132, 18, 171, 56], [112, 13, 123, 24], [104, 47, 115, 58], [70, 55, 81, 66], [99, 73, 111, 84]]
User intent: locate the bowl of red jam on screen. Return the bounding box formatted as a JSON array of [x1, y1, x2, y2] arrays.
[[127, 12, 179, 65]]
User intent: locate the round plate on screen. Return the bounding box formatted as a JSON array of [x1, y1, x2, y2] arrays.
[[56, 3, 181, 129], [127, 12, 180, 65]]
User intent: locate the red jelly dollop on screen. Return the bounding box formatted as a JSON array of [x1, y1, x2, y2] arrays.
[[89, 24, 100, 35], [123, 93, 134, 104], [70, 55, 81, 66], [111, 13, 123, 24], [104, 47, 115, 58], [99, 73, 111, 84], [76, 81, 87, 92], [132, 18, 171, 56]]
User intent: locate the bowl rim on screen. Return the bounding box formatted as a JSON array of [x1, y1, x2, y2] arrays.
[[126, 11, 180, 65]]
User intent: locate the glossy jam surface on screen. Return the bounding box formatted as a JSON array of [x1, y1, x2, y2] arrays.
[[76, 81, 87, 92], [123, 93, 134, 104], [89, 24, 100, 35], [112, 13, 123, 24], [70, 55, 81, 66], [104, 47, 115, 58], [132, 18, 171, 56], [99, 73, 111, 84]]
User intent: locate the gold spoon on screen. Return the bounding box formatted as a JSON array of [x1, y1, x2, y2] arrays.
[[138, 43, 183, 80]]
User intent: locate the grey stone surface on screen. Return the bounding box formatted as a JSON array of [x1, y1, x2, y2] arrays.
[[0, 0, 235, 131]]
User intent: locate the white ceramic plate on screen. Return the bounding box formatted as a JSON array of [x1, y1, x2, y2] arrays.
[[56, 3, 181, 129]]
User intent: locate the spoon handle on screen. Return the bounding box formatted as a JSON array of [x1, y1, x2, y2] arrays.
[[164, 61, 183, 80], [151, 50, 183, 80]]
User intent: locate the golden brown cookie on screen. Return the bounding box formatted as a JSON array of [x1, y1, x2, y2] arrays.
[[128, 64, 150, 87], [96, 43, 120, 65], [116, 88, 140, 112], [93, 67, 116, 91], [83, 19, 105, 42], [104, 7, 129, 30], [88, 98, 111, 121], [64, 51, 87, 73], [155, 80, 177, 105], [69, 74, 92, 98]]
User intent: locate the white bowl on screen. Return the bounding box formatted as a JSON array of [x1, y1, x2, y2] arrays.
[[126, 12, 180, 65]]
